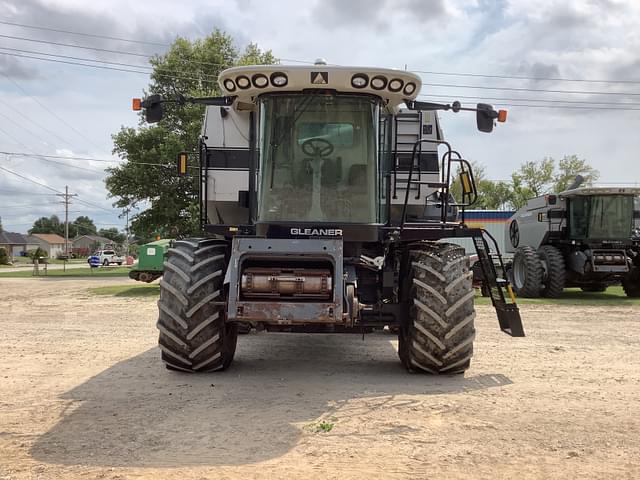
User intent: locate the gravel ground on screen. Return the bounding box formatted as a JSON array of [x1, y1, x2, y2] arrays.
[[0, 277, 639, 479]]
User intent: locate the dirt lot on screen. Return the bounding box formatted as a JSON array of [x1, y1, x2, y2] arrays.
[[1, 278, 639, 479]]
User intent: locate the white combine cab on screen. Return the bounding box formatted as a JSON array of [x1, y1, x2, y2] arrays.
[[200, 62, 443, 228]]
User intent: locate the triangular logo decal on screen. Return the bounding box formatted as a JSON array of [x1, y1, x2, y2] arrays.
[[311, 72, 329, 84]]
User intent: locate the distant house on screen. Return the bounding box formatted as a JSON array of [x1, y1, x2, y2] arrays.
[[0, 231, 37, 258], [27, 233, 67, 258], [72, 235, 115, 256]]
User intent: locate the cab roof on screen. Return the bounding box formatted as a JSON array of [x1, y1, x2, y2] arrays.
[[560, 186, 640, 197], [218, 64, 422, 108]]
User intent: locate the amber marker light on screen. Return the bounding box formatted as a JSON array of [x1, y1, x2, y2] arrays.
[[498, 109, 508, 122], [132, 98, 142, 111]]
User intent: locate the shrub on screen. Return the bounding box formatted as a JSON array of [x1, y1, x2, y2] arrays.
[[28, 247, 48, 263], [0, 247, 8, 265]]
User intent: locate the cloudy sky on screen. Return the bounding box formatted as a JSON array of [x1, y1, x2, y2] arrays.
[[1, 0, 640, 232]]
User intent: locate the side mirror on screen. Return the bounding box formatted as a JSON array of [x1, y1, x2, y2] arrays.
[[476, 103, 495, 133], [476, 103, 507, 133], [144, 94, 164, 123], [133, 94, 164, 123]]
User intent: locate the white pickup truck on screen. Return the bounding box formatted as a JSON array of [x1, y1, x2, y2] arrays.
[[90, 249, 125, 266]]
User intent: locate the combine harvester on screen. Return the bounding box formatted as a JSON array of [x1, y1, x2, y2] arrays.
[[505, 176, 640, 297], [134, 60, 525, 373]]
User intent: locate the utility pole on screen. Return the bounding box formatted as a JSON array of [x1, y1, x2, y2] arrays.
[[56, 185, 77, 261], [123, 207, 131, 257]]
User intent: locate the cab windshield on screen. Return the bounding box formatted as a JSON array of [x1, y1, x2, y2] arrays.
[[257, 94, 380, 223], [569, 195, 634, 239]]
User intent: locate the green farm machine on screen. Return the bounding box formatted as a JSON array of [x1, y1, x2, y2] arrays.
[[129, 239, 171, 283], [134, 60, 525, 374]]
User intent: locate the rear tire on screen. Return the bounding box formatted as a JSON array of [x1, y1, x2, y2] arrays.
[[511, 246, 543, 298], [398, 243, 475, 374], [622, 268, 640, 298], [157, 238, 237, 372], [537, 245, 565, 298]]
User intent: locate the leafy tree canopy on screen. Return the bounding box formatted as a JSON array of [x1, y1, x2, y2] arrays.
[[98, 227, 126, 244], [29, 215, 97, 238], [106, 31, 276, 239], [451, 155, 599, 210]]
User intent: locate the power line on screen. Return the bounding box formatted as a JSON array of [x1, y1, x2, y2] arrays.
[[0, 151, 198, 169], [0, 151, 119, 162], [0, 51, 220, 83], [0, 20, 171, 47], [0, 33, 232, 72], [417, 93, 640, 106], [0, 94, 83, 149], [413, 69, 640, 85], [0, 164, 115, 213], [0, 71, 108, 153], [0, 47, 221, 82], [0, 33, 152, 58], [0, 46, 153, 70], [0, 164, 62, 193], [420, 81, 640, 97], [0, 189, 58, 195]]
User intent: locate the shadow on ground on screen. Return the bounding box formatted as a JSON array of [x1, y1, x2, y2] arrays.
[[31, 332, 512, 468]]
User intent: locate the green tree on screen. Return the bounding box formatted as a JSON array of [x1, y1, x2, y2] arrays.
[[29, 215, 62, 235], [98, 227, 126, 244], [0, 247, 8, 265], [72, 216, 97, 237], [509, 157, 555, 209], [552, 154, 600, 192], [106, 31, 276, 238], [450, 160, 513, 210]]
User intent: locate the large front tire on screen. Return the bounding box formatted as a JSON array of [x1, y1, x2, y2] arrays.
[[398, 243, 476, 374], [157, 238, 237, 372]]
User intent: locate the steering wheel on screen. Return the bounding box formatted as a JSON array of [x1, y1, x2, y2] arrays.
[[302, 138, 334, 157]]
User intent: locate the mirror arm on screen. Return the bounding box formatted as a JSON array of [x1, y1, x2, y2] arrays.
[[406, 99, 500, 117]]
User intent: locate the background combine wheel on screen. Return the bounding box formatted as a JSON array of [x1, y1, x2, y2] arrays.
[[622, 268, 640, 298], [398, 243, 476, 374], [537, 245, 566, 298], [510, 246, 543, 298], [156, 238, 238, 372]]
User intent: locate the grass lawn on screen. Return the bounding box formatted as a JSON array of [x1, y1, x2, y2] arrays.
[[89, 284, 160, 297], [475, 286, 640, 306], [0, 267, 131, 278], [0, 257, 88, 268]]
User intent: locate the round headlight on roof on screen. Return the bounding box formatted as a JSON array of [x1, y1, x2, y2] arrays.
[[388, 78, 404, 93], [270, 72, 288, 87], [371, 75, 387, 90], [351, 73, 369, 89], [223, 78, 236, 92], [403, 82, 417, 95], [236, 75, 251, 89], [252, 73, 269, 88]]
